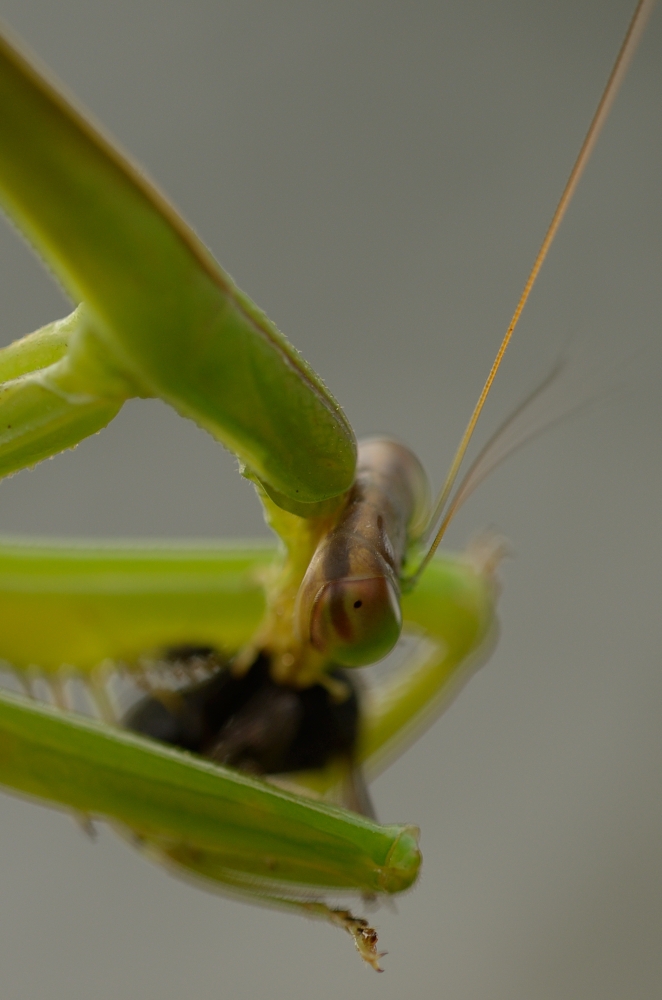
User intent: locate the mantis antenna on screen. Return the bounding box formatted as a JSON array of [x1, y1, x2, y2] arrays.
[[409, 0, 655, 585]]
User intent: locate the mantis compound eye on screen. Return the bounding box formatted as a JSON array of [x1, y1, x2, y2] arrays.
[[308, 575, 402, 667]]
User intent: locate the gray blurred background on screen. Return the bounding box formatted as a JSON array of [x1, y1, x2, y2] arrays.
[[0, 1, 661, 997]]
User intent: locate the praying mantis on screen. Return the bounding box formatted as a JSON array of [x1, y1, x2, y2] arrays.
[[0, 0, 660, 988]]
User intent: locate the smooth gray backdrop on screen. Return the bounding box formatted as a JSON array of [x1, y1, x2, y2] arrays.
[[0, 2, 660, 998]]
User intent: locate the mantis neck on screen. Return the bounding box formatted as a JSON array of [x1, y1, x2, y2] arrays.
[[234, 486, 347, 689]]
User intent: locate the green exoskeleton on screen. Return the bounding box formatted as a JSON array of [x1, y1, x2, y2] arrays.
[[0, 0, 653, 970]]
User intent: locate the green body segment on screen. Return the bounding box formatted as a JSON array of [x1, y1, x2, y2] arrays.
[[0, 34, 356, 508], [0, 688, 419, 895], [0, 310, 124, 479], [0, 312, 70, 379], [0, 539, 269, 671], [360, 555, 497, 772]]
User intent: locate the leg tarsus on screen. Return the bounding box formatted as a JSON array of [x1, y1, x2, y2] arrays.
[[303, 902, 385, 971]]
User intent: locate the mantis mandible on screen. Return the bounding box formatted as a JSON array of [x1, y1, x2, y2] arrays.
[[0, 0, 656, 975]]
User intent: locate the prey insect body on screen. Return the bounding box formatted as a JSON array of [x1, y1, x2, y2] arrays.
[[126, 649, 362, 786]]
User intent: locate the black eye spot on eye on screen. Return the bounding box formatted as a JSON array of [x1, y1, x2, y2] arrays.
[[353, 600, 362, 609]]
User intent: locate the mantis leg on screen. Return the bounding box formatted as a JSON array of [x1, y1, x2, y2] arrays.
[[0, 309, 127, 478], [0, 538, 271, 671], [0, 684, 420, 898], [360, 550, 499, 775], [0, 33, 355, 510]]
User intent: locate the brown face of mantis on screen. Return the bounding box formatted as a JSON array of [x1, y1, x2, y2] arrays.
[[296, 438, 430, 667]]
